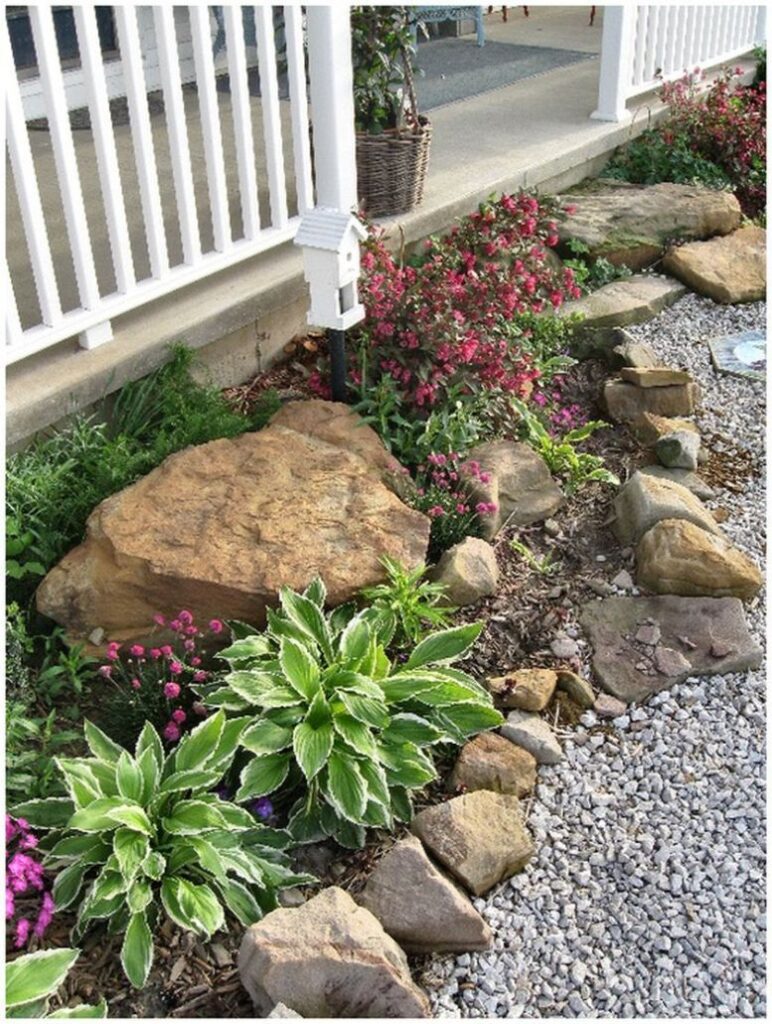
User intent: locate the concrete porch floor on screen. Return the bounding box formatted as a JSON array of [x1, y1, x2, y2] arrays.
[[7, 5, 737, 448]]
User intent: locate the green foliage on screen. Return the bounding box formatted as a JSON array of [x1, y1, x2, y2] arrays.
[[5, 947, 106, 1019], [509, 538, 561, 577], [511, 398, 620, 495], [753, 44, 765, 87], [14, 713, 311, 989], [36, 630, 98, 703], [562, 238, 632, 295], [210, 579, 501, 848], [6, 704, 79, 803], [605, 131, 734, 192], [359, 556, 454, 647], [6, 602, 35, 702], [350, 6, 415, 133]]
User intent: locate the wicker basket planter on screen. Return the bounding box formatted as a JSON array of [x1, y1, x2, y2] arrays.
[[356, 115, 432, 218]]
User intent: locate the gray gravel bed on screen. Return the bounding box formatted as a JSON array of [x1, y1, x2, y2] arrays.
[[420, 294, 766, 1018]]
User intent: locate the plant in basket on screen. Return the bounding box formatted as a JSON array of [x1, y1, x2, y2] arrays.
[[351, 6, 431, 216]]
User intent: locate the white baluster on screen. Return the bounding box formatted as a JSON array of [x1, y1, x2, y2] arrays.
[[285, 5, 314, 215], [255, 5, 289, 228], [223, 6, 261, 240]]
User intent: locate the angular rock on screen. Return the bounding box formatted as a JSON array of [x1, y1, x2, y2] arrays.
[[238, 887, 430, 1018], [268, 1005, 302, 1019], [501, 710, 563, 764], [613, 471, 721, 546], [465, 440, 563, 539], [655, 430, 700, 470], [36, 424, 429, 646], [612, 569, 634, 590], [411, 791, 534, 896], [636, 519, 763, 601], [594, 693, 627, 719], [485, 667, 557, 711], [359, 836, 492, 954], [556, 670, 595, 709], [579, 595, 762, 702], [629, 412, 699, 447], [637, 465, 715, 501], [653, 645, 692, 677], [450, 732, 537, 797], [604, 380, 699, 422], [557, 182, 741, 269], [620, 367, 692, 388], [613, 337, 662, 368], [662, 226, 766, 304], [428, 536, 498, 606]]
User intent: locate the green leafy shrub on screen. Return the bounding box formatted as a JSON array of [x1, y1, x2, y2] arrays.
[[6, 947, 106, 1019], [208, 579, 502, 849], [6, 705, 79, 803], [13, 712, 311, 989], [562, 238, 633, 294], [359, 556, 454, 647], [350, 6, 415, 133], [605, 131, 734, 192]]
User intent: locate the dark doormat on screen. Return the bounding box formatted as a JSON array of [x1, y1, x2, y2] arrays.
[[414, 37, 594, 111]]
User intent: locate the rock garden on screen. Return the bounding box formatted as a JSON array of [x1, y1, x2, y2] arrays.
[[5, 60, 766, 1020]]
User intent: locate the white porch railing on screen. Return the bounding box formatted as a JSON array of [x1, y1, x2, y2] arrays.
[[594, 4, 766, 122], [4, 5, 325, 363]]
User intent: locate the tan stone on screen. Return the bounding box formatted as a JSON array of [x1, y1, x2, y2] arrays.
[[604, 380, 699, 422], [637, 465, 715, 501], [359, 836, 492, 954], [630, 413, 699, 446], [613, 471, 722, 546], [619, 367, 692, 388], [36, 423, 429, 646], [450, 732, 537, 797], [238, 887, 430, 1018], [662, 226, 766, 304], [428, 537, 499, 606], [411, 791, 534, 896], [556, 670, 595, 709], [636, 519, 762, 601], [486, 668, 557, 711]]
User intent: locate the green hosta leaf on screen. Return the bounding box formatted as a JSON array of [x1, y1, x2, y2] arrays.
[[162, 800, 229, 834], [362, 798, 391, 827], [161, 878, 224, 937], [240, 718, 294, 754], [218, 635, 272, 661], [68, 798, 129, 833], [258, 686, 306, 710], [108, 805, 153, 836], [236, 753, 291, 801], [433, 703, 504, 738], [52, 862, 88, 911], [279, 637, 321, 700], [286, 800, 326, 844], [185, 837, 227, 880], [55, 759, 102, 809], [323, 750, 367, 822], [408, 681, 487, 707], [142, 850, 166, 881], [389, 785, 414, 823], [136, 747, 160, 804], [303, 576, 327, 607], [329, 601, 356, 634], [11, 798, 74, 829], [173, 710, 225, 774], [218, 847, 265, 885], [48, 1001, 108, 1018], [158, 769, 222, 796], [293, 721, 334, 782], [332, 818, 366, 849], [207, 801, 260, 830], [339, 691, 389, 730], [207, 716, 252, 772], [332, 714, 378, 759], [135, 722, 164, 773], [6, 947, 80, 1011], [200, 686, 251, 711], [338, 613, 372, 662], [84, 720, 123, 764], [121, 912, 153, 988], [89, 868, 127, 903], [371, 646, 392, 680], [82, 760, 119, 798], [404, 622, 483, 669], [359, 605, 397, 649], [113, 829, 149, 884], [127, 878, 153, 914], [305, 688, 332, 728], [225, 670, 279, 704], [376, 673, 438, 704], [381, 712, 446, 746], [279, 586, 333, 661], [115, 751, 145, 804], [46, 835, 110, 864], [358, 759, 391, 811], [384, 758, 437, 788], [330, 673, 384, 699], [214, 877, 263, 927]]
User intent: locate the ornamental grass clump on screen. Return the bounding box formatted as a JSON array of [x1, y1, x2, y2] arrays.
[[11, 714, 311, 989], [207, 578, 502, 849]]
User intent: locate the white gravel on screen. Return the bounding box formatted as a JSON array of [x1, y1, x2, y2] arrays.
[[420, 294, 767, 1018]]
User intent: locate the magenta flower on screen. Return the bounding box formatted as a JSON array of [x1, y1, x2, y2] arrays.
[[163, 722, 181, 742], [169, 661, 183, 676], [163, 682, 181, 699], [192, 702, 208, 717], [131, 678, 141, 690], [191, 656, 202, 667], [171, 709, 187, 724], [193, 670, 207, 683], [99, 665, 113, 678], [14, 917, 31, 949], [150, 648, 162, 660], [129, 644, 145, 657], [153, 613, 166, 626], [208, 619, 224, 634], [160, 645, 173, 657], [178, 610, 194, 625]]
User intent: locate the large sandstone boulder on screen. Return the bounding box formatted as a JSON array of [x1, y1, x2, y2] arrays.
[[359, 836, 492, 954], [465, 441, 563, 539], [662, 226, 766, 304], [557, 182, 741, 269], [450, 731, 537, 797], [613, 471, 721, 546], [636, 519, 762, 601], [36, 417, 429, 645], [411, 791, 534, 896], [238, 887, 430, 1017]]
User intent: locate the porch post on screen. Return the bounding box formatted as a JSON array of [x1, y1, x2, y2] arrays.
[[591, 5, 636, 122], [755, 5, 767, 44]]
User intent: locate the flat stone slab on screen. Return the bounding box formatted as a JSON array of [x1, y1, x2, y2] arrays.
[[630, 413, 699, 447], [620, 367, 692, 388], [450, 731, 537, 797], [579, 595, 762, 702], [662, 226, 766, 304], [604, 380, 699, 422]]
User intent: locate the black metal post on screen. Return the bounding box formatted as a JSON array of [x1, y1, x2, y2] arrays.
[[329, 328, 348, 403]]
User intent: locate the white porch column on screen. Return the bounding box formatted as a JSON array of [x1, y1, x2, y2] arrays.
[[592, 5, 637, 123], [755, 6, 767, 44]]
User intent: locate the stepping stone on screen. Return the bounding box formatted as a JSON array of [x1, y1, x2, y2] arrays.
[[620, 367, 692, 388], [486, 668, 557, 711], [411, 791, 534, 897], [429, 536, 498, 606], [359, 836, 492, 954], [579, 595, 762, 702], [557, 182, 741, 269], [501, 710, 563, 764], [636, 519, 763, 601], [604, 380, 699, 422], [450, 731, 537, 797], [613, 471, 721, 546], [556, 670, 595, 709], [655, 430, 700, 470], [662, 226, 766, 304], [465, 440, 563, 540], [630, 413, 699, 447], [637, 465, 715, 501], [239, 887, 430, 1018]]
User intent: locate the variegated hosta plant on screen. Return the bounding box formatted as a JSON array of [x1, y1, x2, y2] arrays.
[[207, 579, 503, 849], [11, 712, 313, 990]]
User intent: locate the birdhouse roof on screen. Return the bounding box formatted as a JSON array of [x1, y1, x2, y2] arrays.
[[294, 207, 368, 251]]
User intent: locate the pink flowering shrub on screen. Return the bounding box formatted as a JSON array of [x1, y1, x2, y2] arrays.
[[6, 816, 54, 948], [412, 453, 498, 560], [97, 610, 223, 748]]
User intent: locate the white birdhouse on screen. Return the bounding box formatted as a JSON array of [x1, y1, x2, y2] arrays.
[[294, 207, 367, 331]]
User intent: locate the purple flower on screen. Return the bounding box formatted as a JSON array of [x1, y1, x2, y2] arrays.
[[163, 682, 181, 699], [250, 798, 274, 821], [33, 892, 55, 938], [14, 918, 31, 949]]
